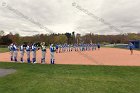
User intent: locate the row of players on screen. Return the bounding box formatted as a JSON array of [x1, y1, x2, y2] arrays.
[[8, 42, 101, 64], [56, 43, 100, 53], [8, 42, 56, 64]]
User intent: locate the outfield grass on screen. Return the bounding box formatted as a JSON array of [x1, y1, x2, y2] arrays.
[[0, 63, 140, 93], [0, 48, 9, 53], [104, 46, 140, 51]]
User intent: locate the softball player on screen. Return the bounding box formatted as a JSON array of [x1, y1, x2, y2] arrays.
[[20, 44, 24, 62], [92, 44, 94, 51], [41, 42, 46, 64], [58, 44, 61, 53], [13, 43, 18, 62], [97, 43, 100, 50], [31, 43, 37, 63], [94, 44, 97, 50], [26, 44, 31, 63], [55, 44, 59, 53], [50, 44, 56, 64], [8, 43, 14, 61], [128, 42, 135, 55]]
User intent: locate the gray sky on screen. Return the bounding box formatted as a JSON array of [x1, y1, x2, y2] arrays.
[[0, 0, 140, 36]]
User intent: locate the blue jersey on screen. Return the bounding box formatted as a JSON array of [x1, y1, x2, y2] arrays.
[[97, 44, 100, 47], [20, 45, 24, 51], [13, 45, 18, 51], [9, 45, 14, 51], [50, 46, 56, 52], [129, 44, 134, 49], [56, 45, 59, 49], [31, 45, 37, 51], [26, 46, 30, 51]]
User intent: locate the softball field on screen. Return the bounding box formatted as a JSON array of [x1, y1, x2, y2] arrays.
[[0, 48, 140, 66]]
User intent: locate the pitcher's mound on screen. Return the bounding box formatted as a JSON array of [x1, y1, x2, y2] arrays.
[[0, 69, 16, 77]]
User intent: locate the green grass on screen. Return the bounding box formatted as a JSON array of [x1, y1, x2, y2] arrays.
[[0, 63, 140, 93], [104, 46, 140, 51], [0, 48, 9, 53]]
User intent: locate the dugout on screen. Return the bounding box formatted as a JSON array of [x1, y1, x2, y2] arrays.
[[130, 40, 140, 49]]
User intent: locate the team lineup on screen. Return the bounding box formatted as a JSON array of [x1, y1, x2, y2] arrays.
[[1, 0, 140, 93], [8, 42, 101, 64]]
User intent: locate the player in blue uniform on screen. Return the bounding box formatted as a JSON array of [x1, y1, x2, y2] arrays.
[[97, 43, 101, 50], [128, 42, 135, 55], [31, 43, 37, 63], [50, 44, 56, 64], [26, 44, 31, 63], [20, 44, 25, 62], [13, 43, 18, 62], [92, 44, 94, 51], [8, 43, 14, 61], [41, 42, 47, 64], [55, 44, 59, 53]]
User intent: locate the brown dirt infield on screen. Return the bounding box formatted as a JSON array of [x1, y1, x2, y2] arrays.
[[0, 48, 140, 66]]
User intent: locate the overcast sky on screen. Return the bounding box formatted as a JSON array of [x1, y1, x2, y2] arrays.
[[0, 0, 140, 36]]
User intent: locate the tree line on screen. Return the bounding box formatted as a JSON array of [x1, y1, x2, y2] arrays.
[[0, 30, 140, 46]]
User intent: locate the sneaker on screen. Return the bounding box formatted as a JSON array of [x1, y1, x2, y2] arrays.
[[33, 61, 37, 64]]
